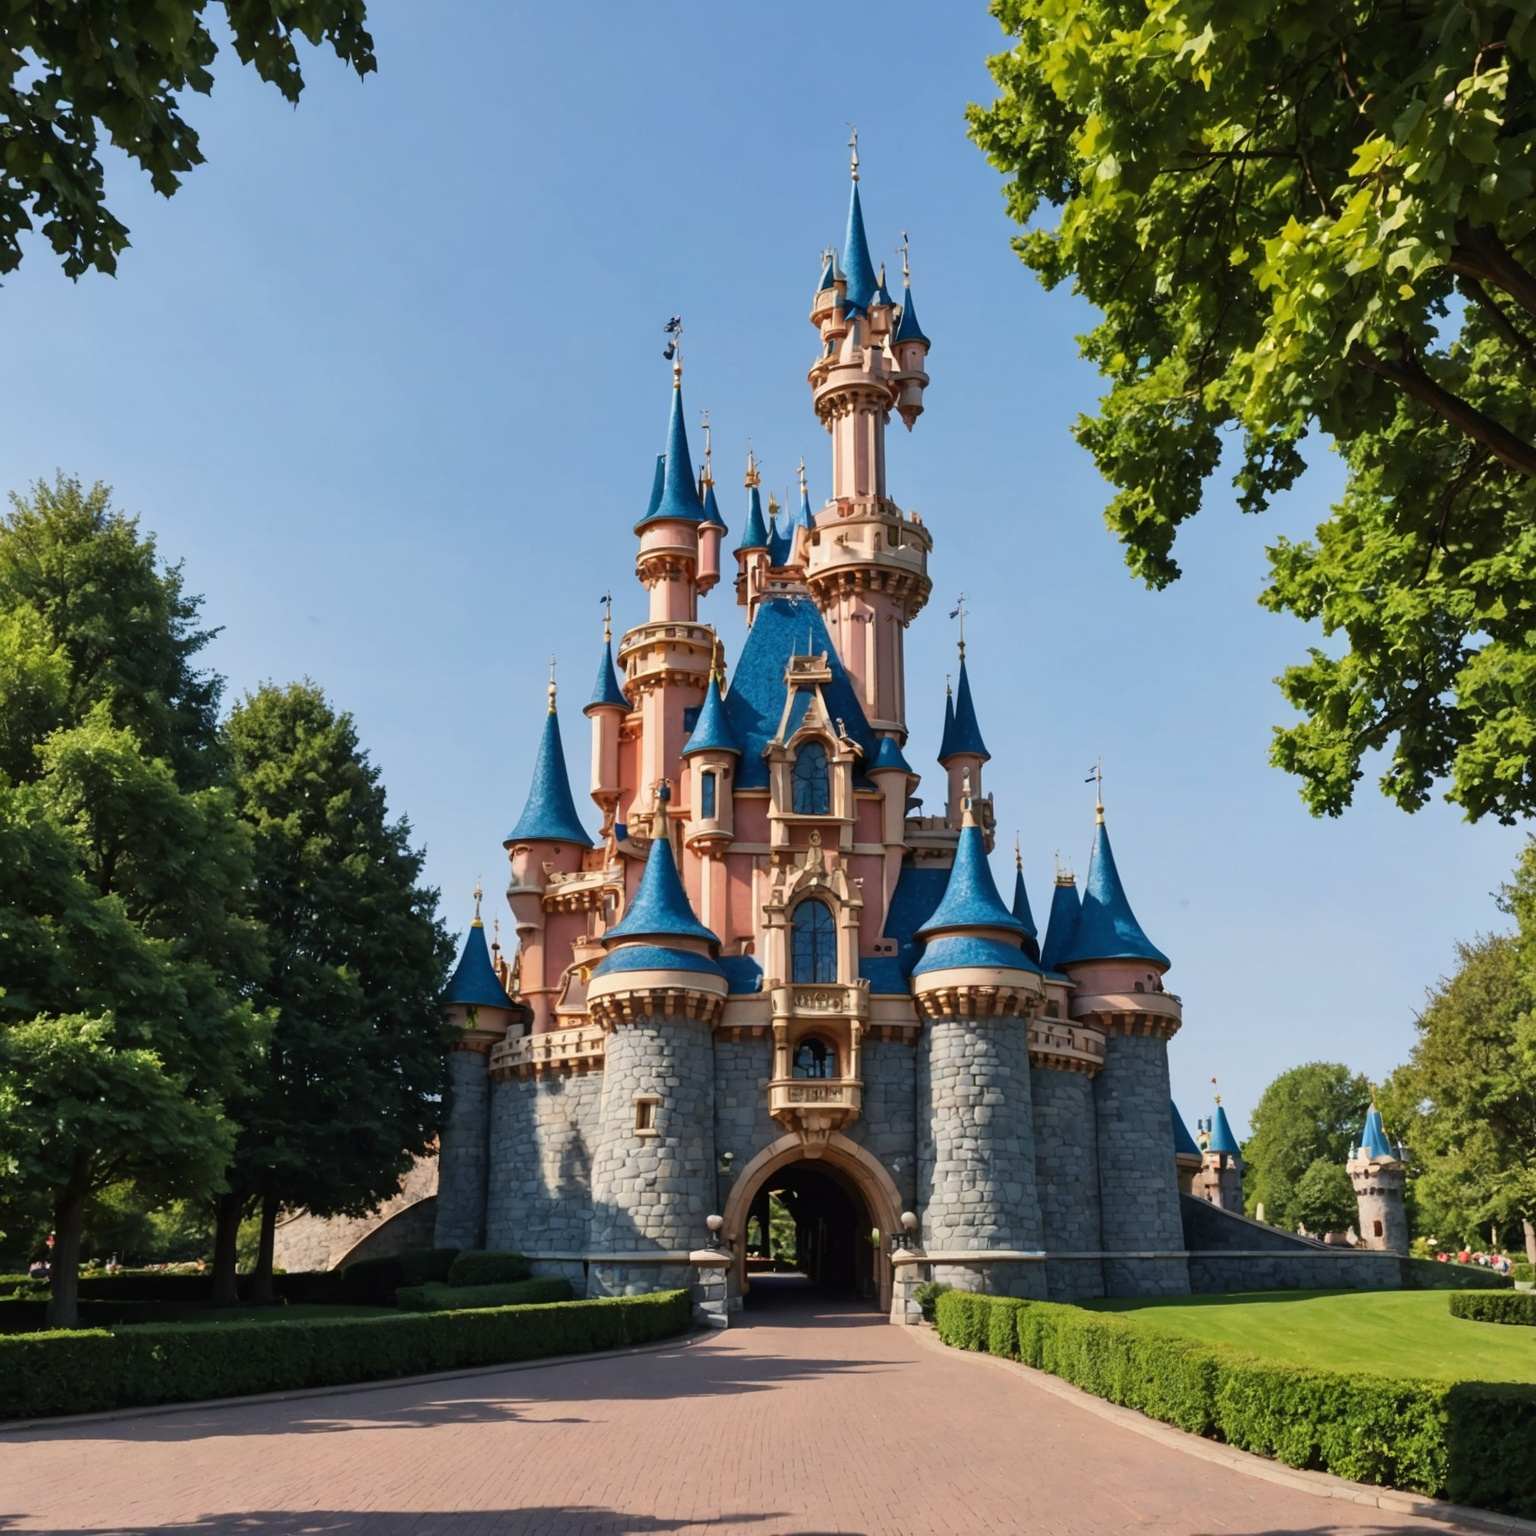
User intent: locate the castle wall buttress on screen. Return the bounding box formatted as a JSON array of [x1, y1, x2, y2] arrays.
[[434, 1048, 491, 1251]]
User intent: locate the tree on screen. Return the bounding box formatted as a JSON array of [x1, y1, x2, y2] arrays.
[[2, 2, 375, 279], [1241, 1062, 1371, 1229], [212, 682, 451, 1303], [970, 2, 1536, 822], [1292, 1156, 1359, 1237]]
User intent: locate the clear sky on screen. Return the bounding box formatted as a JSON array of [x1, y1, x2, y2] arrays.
[[3, 4, 1522, 1136]]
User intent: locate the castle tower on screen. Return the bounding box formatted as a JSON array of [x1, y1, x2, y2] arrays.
[[584, 605, 631, 837], [732, 455, 772, 623], [1194, 1100, 1244, 1211], [503, 674, 592, 1033], [696, 425, 726, 596], [1171, 1101, 1203, 1195], [681, 668, 741, 933], [1010, 842, 1041, 965], [939, 648, 989, 829], [435, 889, 528, 1250], [802, 142, 932, 735], [912, 788, 1048, 1299], [1060, 796, 1188, 1295], [585, 785, 725, 1293], [1348, 1103, 1408, 1254]]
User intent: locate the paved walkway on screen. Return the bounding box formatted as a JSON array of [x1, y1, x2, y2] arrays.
[[0, 1278, 1500, 1536]]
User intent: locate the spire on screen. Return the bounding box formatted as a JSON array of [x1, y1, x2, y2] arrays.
[[938, 678, 956, 761], [504, 684, 591, 847], [873, 262, 896, 308], [841, 137, 878, 315], [444, 899, 515, 1010], [1171, 1101, 1202, 1159], [1011, 836, 1040, 958], [794, 459, 814, 534], [816, 246, 838, 294], [586, 630, 629, 713], [642, 453, 665, 523], [604, 786, 718, 947], [894, 238, 931, 349], [701, 479, 726, 530], [1358, 1104, 1398, 1162], [1061, 809, 1169, 968], [735, 453, 769, 552], [940, 654, 990, 763], [1040, 872, 1081, 974], [1205, 1102, 1240, 1156], [767, 492, 794, 566], [870, 735, 913, 775], [682, 672, 741, 757], [634, 371, 706, 532]]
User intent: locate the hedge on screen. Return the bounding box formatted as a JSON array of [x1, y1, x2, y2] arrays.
[[932, 1291, 1536, 1518], [397, 1278, 572, 1312], [1450, 1291, 1536, 1327], [445, 1250, 530, 1288], [0, 1288, 692, 1421]]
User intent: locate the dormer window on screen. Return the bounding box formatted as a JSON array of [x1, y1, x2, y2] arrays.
[[792, 741, 831, 815], [791, 897, 837, 983]]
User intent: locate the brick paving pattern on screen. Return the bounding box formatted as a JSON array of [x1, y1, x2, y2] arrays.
[[0, 1279, 1496, 1535]]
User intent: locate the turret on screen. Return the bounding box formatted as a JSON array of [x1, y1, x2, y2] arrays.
[[1194, 1100, 1244, 1211], [868, 735, 915, 914], [1010, 839, 1041, 964], [584, 603, 630, 833], [682, 669, 741, 885], [733, 452, 771, 621], [634, 361, 707, 624], [892, 243, 932, 430], [1348, 1103, 1408, 1254], [696, 419, 725, 596], [939, 648, 989, 829], [1171, 1101, 1203, 1195]]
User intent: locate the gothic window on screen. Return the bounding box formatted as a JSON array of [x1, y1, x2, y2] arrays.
[[791, 898, 837, 984], [700, 769, 717, 819], [792, 1036, 837, 1079], [791, 740, 831, 815]]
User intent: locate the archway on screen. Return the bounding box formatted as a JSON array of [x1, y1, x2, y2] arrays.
[[722, 1132, 902, 1317]]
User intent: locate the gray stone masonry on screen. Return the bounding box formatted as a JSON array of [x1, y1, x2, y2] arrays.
[[1030, 1066, 1105, 1300], [433, 1050, 489, 1251], [712, 1034, 779, 1212], [1093, 1031, 1189, 1296], [484, 1070, 601, 1258], [1352, 1162, 1410, 1255], [588, 1015, 717, 1264], [918, 1017, 1046, 1300], [844, 1039, 917, 1210]]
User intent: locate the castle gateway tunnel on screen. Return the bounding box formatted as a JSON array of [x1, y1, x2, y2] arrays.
[[742, 1158, 879, 1307]]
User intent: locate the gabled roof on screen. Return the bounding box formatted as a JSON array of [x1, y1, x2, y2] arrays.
[[894, 282, 930, 347], [736, 485, 770, 552], [940, 656, 989, 763], [504, 702, 591, 847], [444, 921, 512, 1010], [842, 181, 878, 315], [634, 380, 706, 532], [1061, 816, 1170, 969], [701, 480, 727, 531], [870, 736, 913, 775], [604, 814, 717, 948], [1206, 1104, 1240, 1156], [1171, 1101, 1201, 1159], [917, 823, 1030, 941], [1359, 1105, 1398, 1161], [1040, 877, 1082, 973], [586, 638, 629, 713], [682, 674, 741, 757]]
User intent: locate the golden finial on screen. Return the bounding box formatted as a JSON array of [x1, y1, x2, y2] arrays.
[[945, 672, 952, 699], [1211, 1074, 1221, 1106], [767, 491, 781, 521], [601, 591, 613, 646], [700, 410, 713, 487], [491, 915, 501, 953], [951, 593, 968, 659], [744, 446, 760, 489], [547, 656, 558, 714], [1089, 757, 1104, 822], [848, 125, 860, 182], [899, 231, 911, 285], [472, 880, 484, 925], [712, 632, 726, 683], [797, 456, 807, 500]]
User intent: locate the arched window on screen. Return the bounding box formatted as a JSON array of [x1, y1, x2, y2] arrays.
[[792, 1036, 837, 1079], [791, 898, 837, 984], [792, 740, 831, 814], [700, 769, 717, 819]]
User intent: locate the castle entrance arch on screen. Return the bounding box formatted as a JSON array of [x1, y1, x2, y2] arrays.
[[722, 1132, 901, 1317]]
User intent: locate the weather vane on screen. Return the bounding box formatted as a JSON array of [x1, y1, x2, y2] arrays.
[[601, 591, 613, 643], [899, 230, 911, 284], [1084, 756, 1104, 816], [700, 409, 713, 484], [949, 593, 968, 657], [472, 879, 483, 922], [662, 315, 683, 373], [848, 124, 860, 182]]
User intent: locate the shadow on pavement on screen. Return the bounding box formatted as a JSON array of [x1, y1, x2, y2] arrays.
[[0, 1512, 845, 1535]]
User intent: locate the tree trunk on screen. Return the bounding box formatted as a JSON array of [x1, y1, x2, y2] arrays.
[[1524, 1217, 1536, 1268], [210, 1189, 245, 1307], [248, 1191, 280, 1305], [47, 1171, 89, 1331]]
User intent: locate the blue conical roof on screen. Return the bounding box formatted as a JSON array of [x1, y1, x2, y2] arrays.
[[586, 639, 629, 713], [1040, 877, 1081, 973], [606, 808, 718, 947], [736, 485, 769, 552], [941, 656, 990, 763], [504, 702, 591, 847], [1359, 1105, 1397, 1161], [796, 481, 815, 535], [643, 454, 665, 522], [444, 921, 512, 1010], [1206, 1104, 1240, 1156], [768, 508, 794, 567], [917, 824, 1029, 940], [1010, 865, 1038, 941], [938, 686, 956, 761], [682, 674, 740, 757], [701, 480, 726, 530], [842, 182, 878, 315], [895, 282, 931, 347], [1061, 816, 1169, 968], [816, 250, 838, 293], [873, 265, 895, 307], [1171, 1101, 1201, 1159], [871, 736, 913, 774], [635, 381, 706, 532]]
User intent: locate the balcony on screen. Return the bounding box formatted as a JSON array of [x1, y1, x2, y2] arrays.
[[768, 1075, 863, 1146], [769, 981, 870, 1023]]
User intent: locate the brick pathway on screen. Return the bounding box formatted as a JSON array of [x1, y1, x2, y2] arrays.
[[0, 1278, 1498, 1536]]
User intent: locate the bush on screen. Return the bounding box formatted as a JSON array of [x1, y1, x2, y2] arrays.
[[911, 1280, 951, 1324], [1514, 1262, 1534, 1284], [398, 1248, 459, 1286], [397, 1278, 572, 1313], [931, 1291, 1536, 1518], [1450, 1291, 1536, 1327], [446, 1250, 531, 1288], [0, 1289, 692, 1421]]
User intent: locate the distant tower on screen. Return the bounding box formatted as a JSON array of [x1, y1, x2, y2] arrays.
[[1194, 1098, 1244, 1211], [1348, 1103, 1408, 1254]]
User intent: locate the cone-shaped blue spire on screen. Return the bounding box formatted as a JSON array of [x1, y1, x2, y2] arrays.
[[504, 701, 591, 846], [871, 736, 913, 775], [444, 921, 512, 1010], [1358, 1105, 1397, 1161], [768, 507, 794, 567], [701, 480, 726, 530], [941, 656, 990, 763], [635, 380, 706, 532], [1206, 1104, 1240, 1155], [682, 674, 740, 757], [736, 485, 769, 552], [917, 823, 1029, 940], [1040, 877, 1081, 973], [895, 281, 931, 347], [795, 478, 815, 537], [605, 803, 718, 946], [1010, 861, 1040, 964], [873, 264, 896, 308], [1061, 815, 1169, 968], [587, 639, 629, 713], [1171, 1101, 1201, 1159], [938, 684, 956, 761], [643, 453, 665, 522], [842, 182, 878, 315], [816, 249, 838, 293]]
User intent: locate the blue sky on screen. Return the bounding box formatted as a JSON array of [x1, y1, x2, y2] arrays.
[[3, 4, 1521, 1135]]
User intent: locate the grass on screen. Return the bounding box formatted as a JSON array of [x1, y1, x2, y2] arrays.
[[1084, 1289, 1536, 1383]]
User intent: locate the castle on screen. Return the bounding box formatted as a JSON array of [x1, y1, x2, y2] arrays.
[[430, 149, 1411, 1322]]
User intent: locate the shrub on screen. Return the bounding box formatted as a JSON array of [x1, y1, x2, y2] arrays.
[[446, 1250, 531, 1288], [1514, 1262, 1534, 1284], [397, 1248, 459, 1287], [931, 1291, 1536, 1518], [911, 1281, 950, 1324], [1450, 1291, 1536, 1327], [0, 1289, 692, 1421], [396, 1278, 571, 1312]]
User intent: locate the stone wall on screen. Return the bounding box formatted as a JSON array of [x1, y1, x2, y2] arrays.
[[1093, 1031, 1189, 1296], [843, 1038, 917, 1211], [274, 1155, 439, 1274], [433, 1050, 490, 1251], [1030, 1066, 1104, 1300], [918, 1017, 1045, 1300], [713, 1033, 779, 1209]]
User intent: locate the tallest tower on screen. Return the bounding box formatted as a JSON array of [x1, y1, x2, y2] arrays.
[[804, 138, 935, 738]]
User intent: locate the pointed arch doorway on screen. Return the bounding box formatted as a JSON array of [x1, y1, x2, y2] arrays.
[[722, 1132, 903, 1317]]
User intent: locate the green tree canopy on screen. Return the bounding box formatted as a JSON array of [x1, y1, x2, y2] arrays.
[[1292, 1156, 1360, 1236], [1241, 1061, 1371, 1228], [970, 0, 1536, 822], [2, 2, 375, 278]]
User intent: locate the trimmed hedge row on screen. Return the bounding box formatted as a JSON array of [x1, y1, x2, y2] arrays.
[[445, 1251, 530, 1288], [0, 1289, 692, 1421], [397, 1278, 572, 1312], [1450, 1291, 1536, 1327], [933, 1291, 1536, 1518]]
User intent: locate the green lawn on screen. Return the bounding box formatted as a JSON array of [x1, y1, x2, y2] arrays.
[[1083, 1289, 1536, 1383]]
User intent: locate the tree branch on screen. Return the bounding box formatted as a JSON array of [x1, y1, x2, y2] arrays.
[[1459, 274, 1536, 372], [1451, 222, 1536, 324]]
